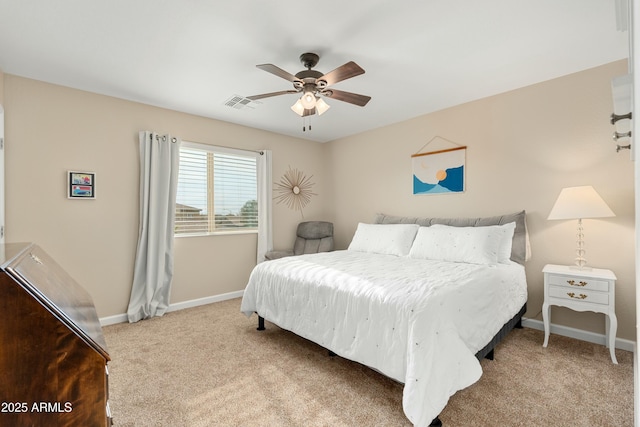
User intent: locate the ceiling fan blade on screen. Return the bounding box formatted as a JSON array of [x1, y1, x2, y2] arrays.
[[322, 89, 371, 107], [247, 90, 299, 101], [256, 64, 301, 83], [318, 61, 365, 86]]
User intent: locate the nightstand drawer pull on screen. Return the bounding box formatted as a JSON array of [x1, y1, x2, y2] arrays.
[[567, 292, 588, 300], [567, 280, 587, 287], [549, 286, 608, 304], [548, 275, 609, 292]]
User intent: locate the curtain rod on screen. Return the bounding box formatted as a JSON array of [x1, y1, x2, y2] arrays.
[[212, 143, 264, 155], [153, 134, 178, 143], [182, 139, 265, 155], [153, 135, 264, 155]]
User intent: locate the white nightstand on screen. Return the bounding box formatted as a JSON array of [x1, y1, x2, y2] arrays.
[[542, 264, 618, 364]]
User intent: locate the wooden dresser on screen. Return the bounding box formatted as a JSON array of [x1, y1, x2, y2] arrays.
[[0, 243, 112, 426]]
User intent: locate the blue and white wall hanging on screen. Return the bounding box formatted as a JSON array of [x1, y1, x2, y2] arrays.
[[411, 137, 466, 195]]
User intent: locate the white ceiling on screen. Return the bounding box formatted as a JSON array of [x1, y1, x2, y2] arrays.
[[0, 0, 629, 143]]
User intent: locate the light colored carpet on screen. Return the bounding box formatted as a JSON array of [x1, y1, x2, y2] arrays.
[[103, 298, 633, 426]]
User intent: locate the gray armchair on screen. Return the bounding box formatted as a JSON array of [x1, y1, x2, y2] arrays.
[[265, 221, 334, 260]]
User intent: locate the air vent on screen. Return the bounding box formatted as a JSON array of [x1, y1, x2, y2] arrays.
[[224, 95, 260, 110]]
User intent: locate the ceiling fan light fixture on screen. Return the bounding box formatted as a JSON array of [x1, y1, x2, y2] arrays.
[[316, 97, 330, 115], [291, 99, 305, 116], [300, 90, 317, 109]]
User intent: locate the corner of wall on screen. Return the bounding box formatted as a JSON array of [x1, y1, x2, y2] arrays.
[[0, 69, 4, 105]]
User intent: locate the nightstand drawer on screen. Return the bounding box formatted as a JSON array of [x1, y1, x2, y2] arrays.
[[547, 275, 609, 292], [548, 286, 609, 305]]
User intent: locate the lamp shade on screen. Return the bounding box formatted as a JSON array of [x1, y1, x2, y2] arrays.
[[315, 97, 330, 115], [300, 91, 317, 109], [547, 186, 615, 220], [291, 99, 305, 116]]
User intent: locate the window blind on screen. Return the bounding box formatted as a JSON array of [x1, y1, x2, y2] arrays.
[[175, 145, 258, 235]]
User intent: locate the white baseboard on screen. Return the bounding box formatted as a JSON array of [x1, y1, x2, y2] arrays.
[[99, 290, 245, 326], [522, 317, 635, 353]]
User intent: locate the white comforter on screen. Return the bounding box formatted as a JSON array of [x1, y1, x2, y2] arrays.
[[240, 250, 527, 426]]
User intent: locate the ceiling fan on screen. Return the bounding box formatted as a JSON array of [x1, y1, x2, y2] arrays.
[[247, 52, 371, 118]]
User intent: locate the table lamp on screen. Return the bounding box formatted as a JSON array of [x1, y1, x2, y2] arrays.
[[547, 185, 615, 270]]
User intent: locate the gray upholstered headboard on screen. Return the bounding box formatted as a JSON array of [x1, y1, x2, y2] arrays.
[[374, 210, 529, 265]]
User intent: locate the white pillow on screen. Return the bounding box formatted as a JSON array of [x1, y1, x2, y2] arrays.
[[348, 223, 419, 256], [429, 222, 515, 264], [408, 225, 503, 265], [493, 222, 516, 264]]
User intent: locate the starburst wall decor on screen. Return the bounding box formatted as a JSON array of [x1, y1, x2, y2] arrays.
[[274, 167, 316, 216]]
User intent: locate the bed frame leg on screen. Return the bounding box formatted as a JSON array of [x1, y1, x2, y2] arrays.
[[257, 316, 265, 331], [515, 318, 523, 329], [485, 349, 494, 360], [430, 416, 442, 426], [328, 350, 336, 357]]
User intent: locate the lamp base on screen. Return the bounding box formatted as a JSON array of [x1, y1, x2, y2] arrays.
[[572, 219, 590, 271]]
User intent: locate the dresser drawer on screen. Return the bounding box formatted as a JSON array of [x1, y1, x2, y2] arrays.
[[548, 286, 609, 305], [547, 274, 609, 292]]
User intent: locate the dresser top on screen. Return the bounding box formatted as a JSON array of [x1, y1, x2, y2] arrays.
[[543, 263, 616, 280], [1, 242, 109, 359], [0, 242, 32, 269]]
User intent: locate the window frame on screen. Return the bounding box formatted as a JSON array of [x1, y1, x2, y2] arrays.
[[175, 141, 260, 238]]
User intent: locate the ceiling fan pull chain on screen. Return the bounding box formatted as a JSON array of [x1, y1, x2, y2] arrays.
[[302, 116, 312, 132]]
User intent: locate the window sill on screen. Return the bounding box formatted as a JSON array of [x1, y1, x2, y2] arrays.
[[175, 229, 258, 238]]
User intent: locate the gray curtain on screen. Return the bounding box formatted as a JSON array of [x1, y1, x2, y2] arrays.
[[256, 150, 273, 263], [127, 131, 180, 323]]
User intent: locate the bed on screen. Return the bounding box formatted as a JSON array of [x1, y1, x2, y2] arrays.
[[241, 211, 529, 426]]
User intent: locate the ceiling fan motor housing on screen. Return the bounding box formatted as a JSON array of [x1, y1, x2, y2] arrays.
[[299, 52, 320, 69], [295, 70, 325, 92]]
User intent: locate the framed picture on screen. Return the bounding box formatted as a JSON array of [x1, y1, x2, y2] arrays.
[[411, 146, 466, 195], [68, 171, 96, 199]]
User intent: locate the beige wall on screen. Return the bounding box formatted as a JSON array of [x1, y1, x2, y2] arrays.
[[326, 60, 636, 340], [2, 60, 636, 340], [3, 75, 329, 318]]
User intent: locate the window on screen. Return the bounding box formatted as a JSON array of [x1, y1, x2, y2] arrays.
[[175, 142, 258, 235]]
